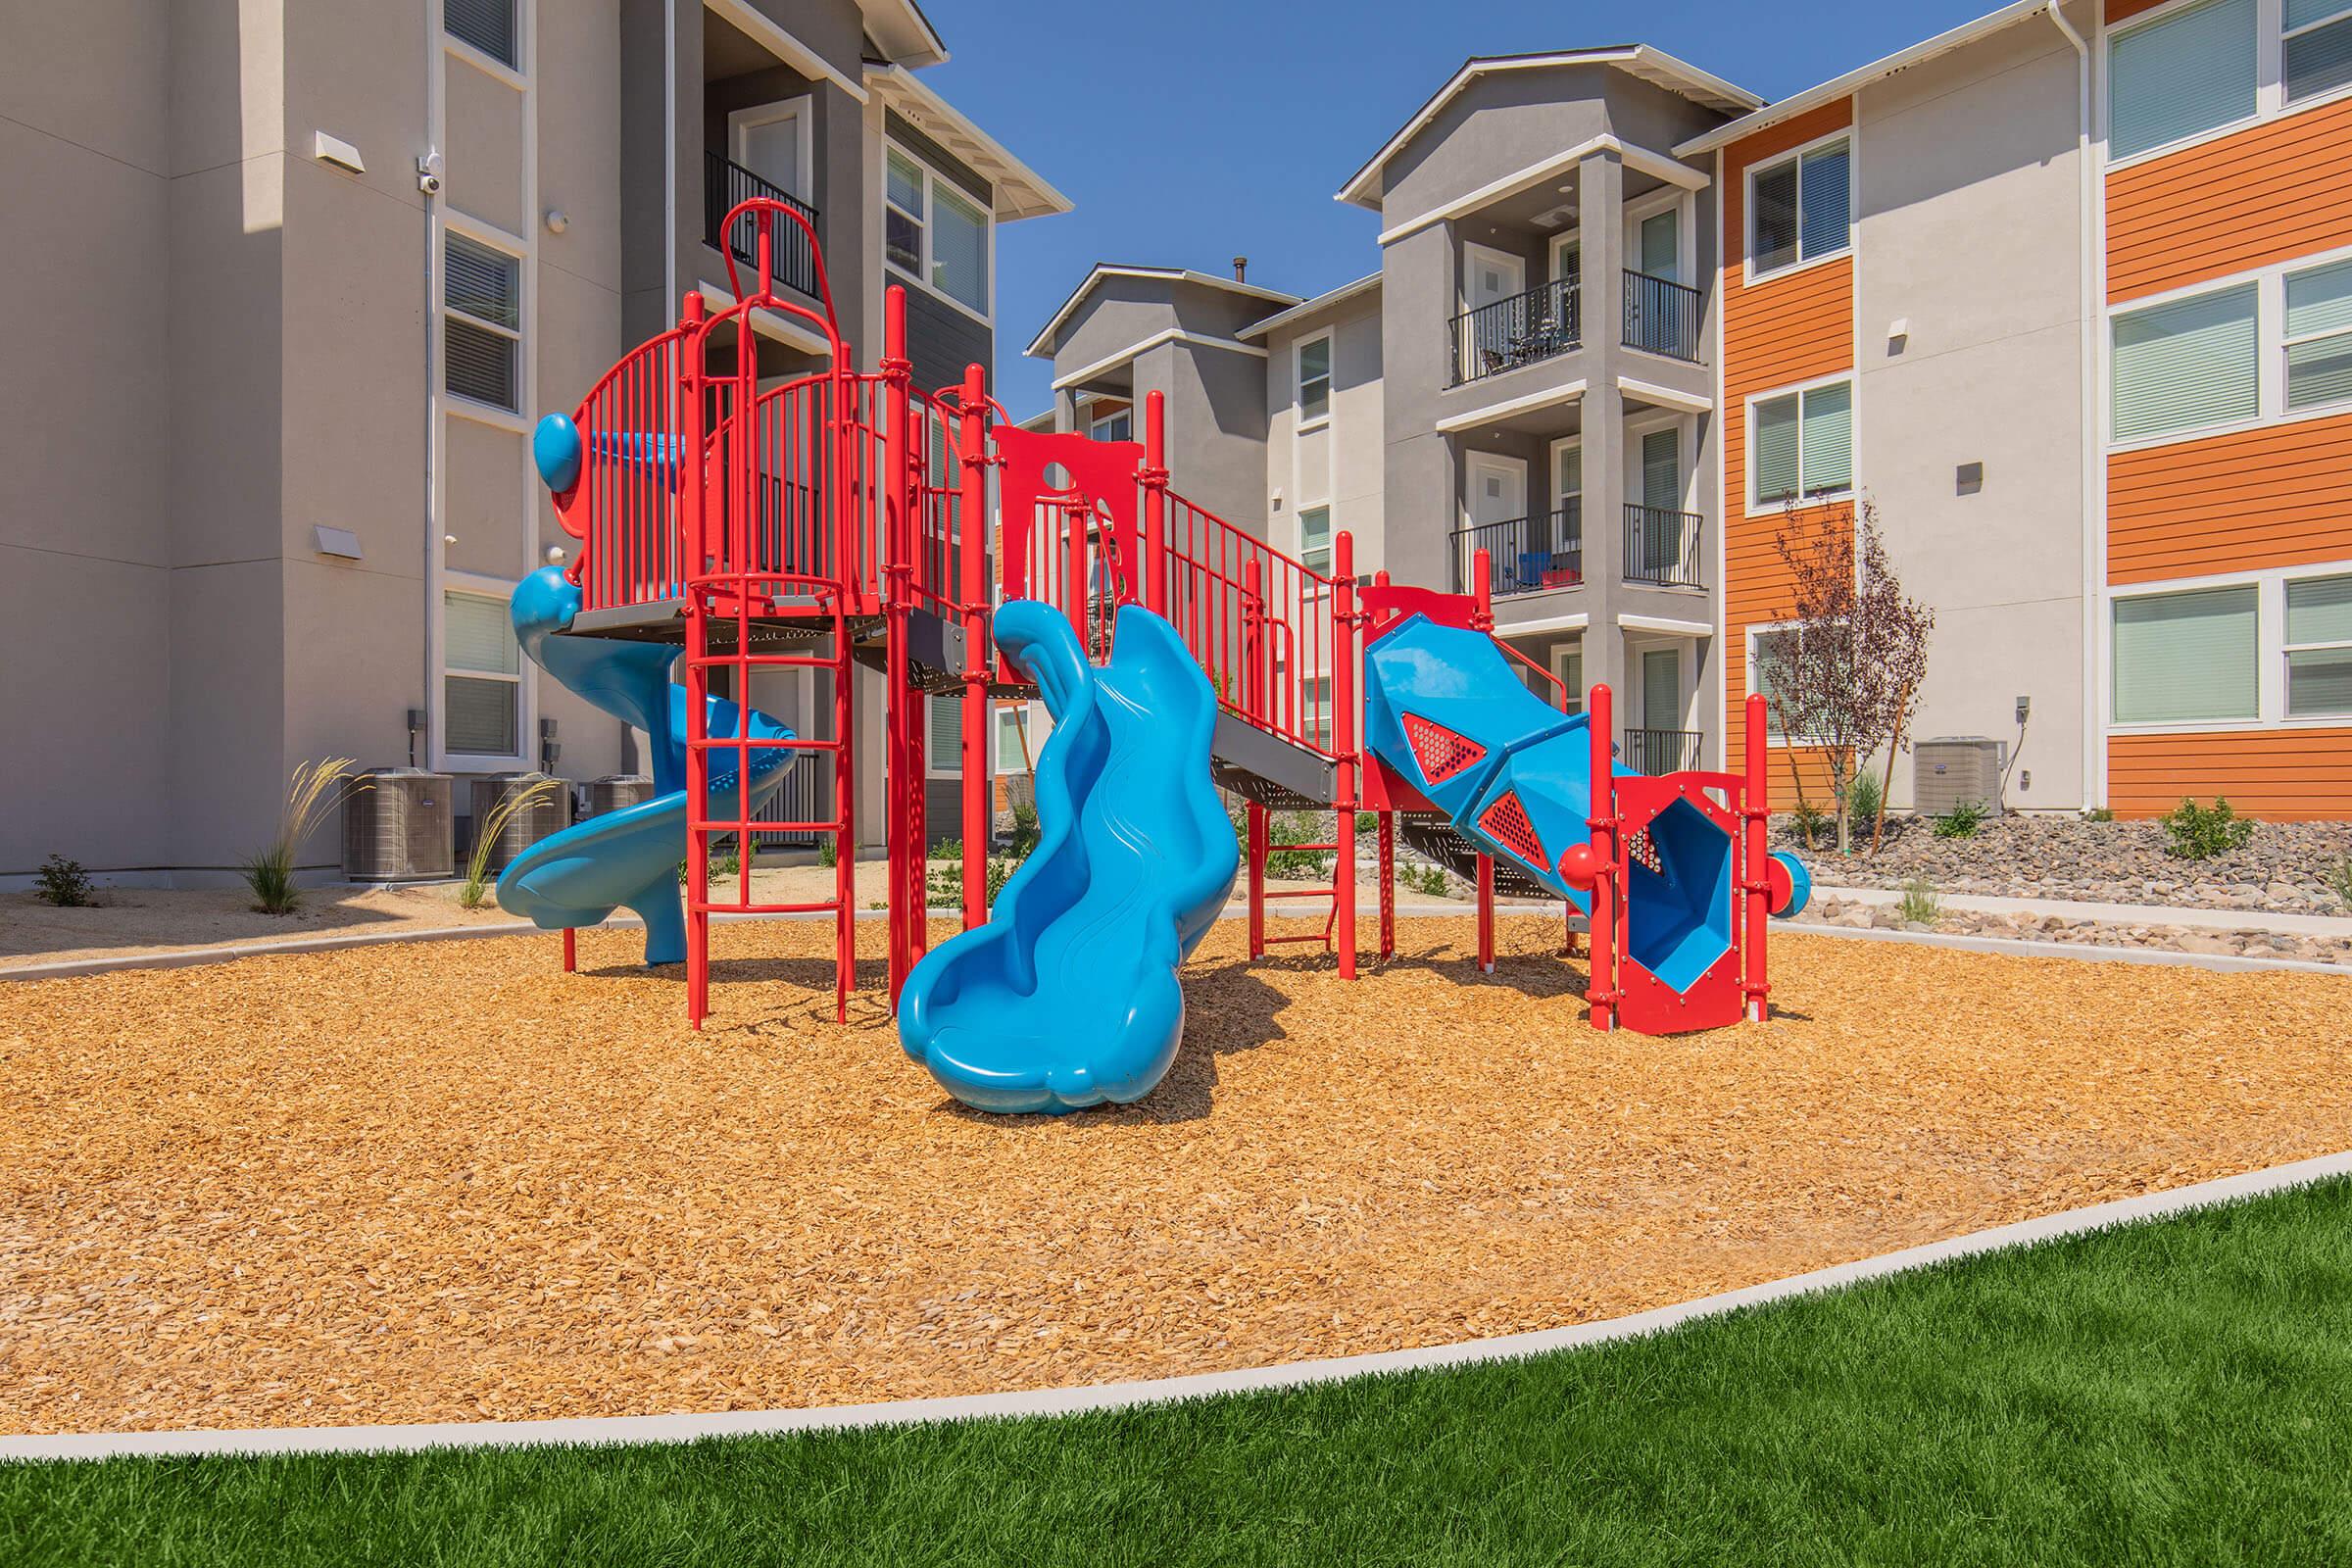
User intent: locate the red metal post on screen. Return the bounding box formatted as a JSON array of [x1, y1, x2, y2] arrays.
[[1471, 548, 1494, 633], [1332, 531, 1357, 980], [831, 359, 858, 1024], [1477, 854, 1494, 973], [1243, 557, 1266, 956], [1247, 803, 1268, 959], [1741, 691, 1771, 1023], [1141, 390, 1167, 616], [957, 362, 991, 932], [563, 926, 576, 973], [1587, 681, 1619, 1033], [680, 291, 711, 1029], [1377, 810, 1396, 960], [881, 288, 916, 1002]]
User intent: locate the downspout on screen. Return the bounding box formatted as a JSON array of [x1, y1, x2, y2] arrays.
[[2047, 0, 2099, 814]]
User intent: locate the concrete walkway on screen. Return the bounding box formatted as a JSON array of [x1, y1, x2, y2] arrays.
[[1811, 884, 2352, 940]]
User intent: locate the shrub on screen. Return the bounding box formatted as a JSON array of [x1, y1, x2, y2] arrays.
[[1401, 862, 1449, 898], [33, 854, 94, 907], [1896, 875, 1941, 925], [1933, 800, 1988, 840], [1847, 771, 1883, 833], [1228, 808, 1337, 879], [2328, 855, 2352, 915], [2082, 806, 2115, 823], [458, 777, 562, 910], [243, 759, 360, 915], [1005, 803, 1040, 859], [818, 837, 838, 869], [2163, 797, 2255, 860], [1789, 800, 1832, 847]]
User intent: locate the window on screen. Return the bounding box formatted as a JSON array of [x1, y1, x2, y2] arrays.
[[2285, 572, 2352, 715], [444, 232, 521, 411], [993, 702, 1048, 773], [1551, 641, 1585, 713], [2285, 258, 2352, 411], [2285, 0, 2352, 103], [2111, 283, 2259, 441], [2110, 0, 2257, 160], [2113, 585, 2259, 723], [1751, 381, 1851, 506], [1297, 335, 1332, 422], [927, 694, 963, 777], [885, 148, 924, 275], [1748, 137, 1849, 277], [1298, 506, 1332, 573], [444, 591, 521, 756], [1748, 627, 1810, 740], [444, 0, 517, 69], [1307, 676, 1333, 750], [886, 145, 991, 318], [1089, 405, 1133, 442]]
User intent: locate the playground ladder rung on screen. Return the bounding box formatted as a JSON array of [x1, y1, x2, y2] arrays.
[[688, 899, 844, 915], [1263, 889, 1336, 902], [685, 653, 844, 672], [685, 736, 843, 753], [1264, 933, 1333, 947]]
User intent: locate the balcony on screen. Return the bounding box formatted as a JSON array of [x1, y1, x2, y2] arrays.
[[1622, 727, 1703, 775], [705, 151, 820, 300], [1623, 503, 1704, 589], [1450, 504, 1584, 598], [1621, 270, 1703, 363], [1449, 279, 1580, 387]]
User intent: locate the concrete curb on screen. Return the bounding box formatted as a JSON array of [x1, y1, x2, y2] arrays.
[[1812, 883, 2352, 940], [1788, 919, 2352, 976], [5, 1149, 2345, 1464]]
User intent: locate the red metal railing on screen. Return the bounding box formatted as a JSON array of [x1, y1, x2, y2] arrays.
[[555, 327, 690, 612]]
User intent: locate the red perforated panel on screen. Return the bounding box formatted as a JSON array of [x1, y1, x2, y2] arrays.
[[1401, 713, 1488, 786], [1478, 790, 1546, 869]]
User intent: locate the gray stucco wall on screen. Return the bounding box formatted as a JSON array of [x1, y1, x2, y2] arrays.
[[1852, 10, 2089, 809]]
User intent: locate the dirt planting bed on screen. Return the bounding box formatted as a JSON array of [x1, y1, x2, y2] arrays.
[[3, 916, 2348, 1436]]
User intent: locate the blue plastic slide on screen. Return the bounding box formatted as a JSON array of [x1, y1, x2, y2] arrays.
[[897, 601, 1240, 1115], [494, 565, 797, 965]]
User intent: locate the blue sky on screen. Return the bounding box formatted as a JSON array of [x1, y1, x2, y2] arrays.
[[915, 0, 2011, 417]]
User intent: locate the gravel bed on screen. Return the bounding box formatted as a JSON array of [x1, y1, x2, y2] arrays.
[[1795, 895, 2352, 967]]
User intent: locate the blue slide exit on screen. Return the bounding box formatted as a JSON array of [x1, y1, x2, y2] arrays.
[[494, 565, 797, 965], [896, 601, 1240, 1115]]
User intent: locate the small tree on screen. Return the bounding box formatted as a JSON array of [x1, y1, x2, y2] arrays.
[[1750, 499, 1933, 856]]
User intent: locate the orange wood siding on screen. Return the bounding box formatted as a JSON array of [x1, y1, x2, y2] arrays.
[[2107, 95, 2352, 303], [2108, 728, 2352, 819], [1720, 100, 1856, 788], [2105, 0, 2169, 22], [2107, 411, 2352, 583]]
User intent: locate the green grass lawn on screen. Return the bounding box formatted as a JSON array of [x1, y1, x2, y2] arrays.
[[7, 1179, 2351, 1567]]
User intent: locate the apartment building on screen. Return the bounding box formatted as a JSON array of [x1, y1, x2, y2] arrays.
[[1033, 0, 2352, 819], [2, 0, 1066, 886]]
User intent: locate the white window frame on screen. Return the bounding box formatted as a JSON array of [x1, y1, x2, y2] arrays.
[[1742, 125, 1853, 287], [2104, 561, 2352, 734], [2105, 237, 2352, 453], [1462, 450, 1531, 528], [1296, 502, 1333, 574], [442, 0, 523, 80], [728, 95, 813, 200], [992, 699, 1048, 774], [1550, 638, 1586, 713], [1628, 409, 1690, 514], [440, 576, 531, 768], [441, 214, 530, 426], [1295, 329, 1334, 430], [925, 692, 966, 780], [1624, 186, 1693, 285], [1744, 371, 1855, 515], [2102, 0, 2352, 172], [1744, 619, 1834, 745], [884, 141, 994, 327], [1087, 403, 1133, 442], [1546, 434, 1583, 517], [1547, 231, 1581, 288]]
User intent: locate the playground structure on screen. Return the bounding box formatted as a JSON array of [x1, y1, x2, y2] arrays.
[[509, 198, 1806, 1041]]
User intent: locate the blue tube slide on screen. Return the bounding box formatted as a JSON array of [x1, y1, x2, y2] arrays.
[[493, 565, 797, 965], [896, 600, 1240, 1115]]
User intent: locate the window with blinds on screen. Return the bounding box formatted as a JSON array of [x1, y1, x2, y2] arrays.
[[444, 0, 517, 70], [2110, 0, 2257, 160], [1298, 506, 1332, 573], [1748, 138, 1849, 278], [1298, 335, 1333, 421], [444, 591, 521, 755], [927, 694, 965, 776], [2113, 585, 2258, 724], [1751, 381, 1852, 506], [445, 233, 521, 411], [2285, 258, 2352, 412], [2286, 572, 2352, 716], [2111, 283, 2258, 441], [2286, 0, 2352, 103]]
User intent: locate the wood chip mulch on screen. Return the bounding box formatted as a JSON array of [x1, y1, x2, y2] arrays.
[[3, 917, 2348, 1436]]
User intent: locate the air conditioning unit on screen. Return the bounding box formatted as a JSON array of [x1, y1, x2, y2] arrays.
[[585, 773, 654, 818], [343, 768, 454, 881], [466, 772, 574, 873], [1913, 738, 2006, 818]]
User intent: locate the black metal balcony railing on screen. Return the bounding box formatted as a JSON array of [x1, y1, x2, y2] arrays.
[[1623, 502, 1705, 589], [1622, 270, 1704, 362], [1449, 504, 1584, 598], [705, 151, 820, 300], [1622, 727, 1704, 775], [1450, 279, 1580, 386]]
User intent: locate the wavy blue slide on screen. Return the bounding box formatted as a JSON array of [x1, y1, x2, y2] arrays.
[[897, 601, 1240, 1115], [495, 565, 797, 965]]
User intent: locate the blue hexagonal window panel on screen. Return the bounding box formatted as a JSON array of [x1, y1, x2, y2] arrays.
[[1625, 795, 1734, 994]]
